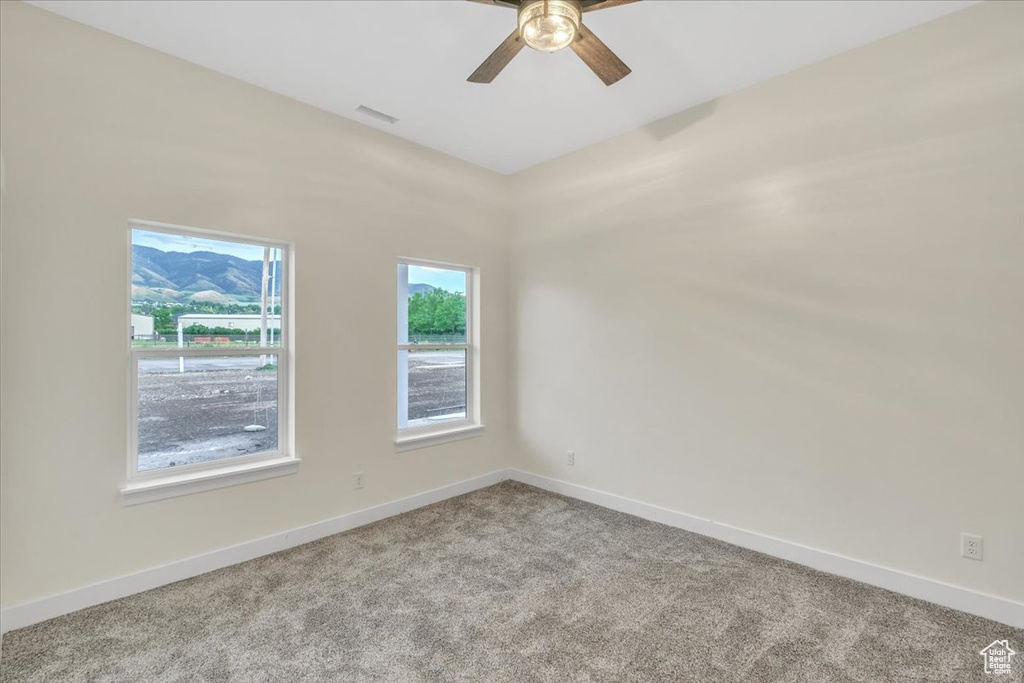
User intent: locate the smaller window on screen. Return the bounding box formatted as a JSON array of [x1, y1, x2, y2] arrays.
[[397, 260, 480, 445]]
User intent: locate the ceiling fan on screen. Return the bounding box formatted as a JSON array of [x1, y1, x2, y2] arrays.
[[467, 0, 640, 86]]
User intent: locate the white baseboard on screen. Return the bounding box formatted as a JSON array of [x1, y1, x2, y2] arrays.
[[506, 469, 1024, 629], [5, 467, 1020, 635], [0, 469, 510, 634]]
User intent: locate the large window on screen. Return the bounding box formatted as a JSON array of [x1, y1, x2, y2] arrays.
[[397, 260, 480, 446], [126, 221, 293, 500]]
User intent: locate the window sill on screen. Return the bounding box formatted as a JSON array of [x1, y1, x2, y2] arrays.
[[120, 456, 300, 506], [394, 424, 485, 453]]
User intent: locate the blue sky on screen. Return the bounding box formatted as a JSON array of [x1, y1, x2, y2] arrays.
[[132, 229, 270, 261], [409, 265, 466, 293]]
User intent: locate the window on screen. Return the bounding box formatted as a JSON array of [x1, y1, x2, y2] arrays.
[[124, 221, 296, 504], [397, 259, 482, 449]]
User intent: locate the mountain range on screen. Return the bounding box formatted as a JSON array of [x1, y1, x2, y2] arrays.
[[408, 283, 436, 296], [132, 245, 280, 303], [132, 245, 436, 303]]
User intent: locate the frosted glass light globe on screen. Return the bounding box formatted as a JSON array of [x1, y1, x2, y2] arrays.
[[518, 0, 582, 53]]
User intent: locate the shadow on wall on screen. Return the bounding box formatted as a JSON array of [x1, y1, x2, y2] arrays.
[[638, 98, 718, 143]]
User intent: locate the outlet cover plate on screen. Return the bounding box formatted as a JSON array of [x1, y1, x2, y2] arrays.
[[960, 533, 983, 561]]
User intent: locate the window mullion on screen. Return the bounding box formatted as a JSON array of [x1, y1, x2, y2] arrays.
[[132, 346, 283, 359]]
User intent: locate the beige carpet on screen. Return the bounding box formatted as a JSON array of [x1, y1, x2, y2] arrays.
[[1, 481, 1020, 682]]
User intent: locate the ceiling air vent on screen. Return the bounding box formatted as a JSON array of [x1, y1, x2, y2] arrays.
[[355, 105, 399, 125]]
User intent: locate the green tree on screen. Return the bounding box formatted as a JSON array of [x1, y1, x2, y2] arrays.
[[152, 308, 175, 335], [407, 289, 466, 338], [182, 324, 279, 336]]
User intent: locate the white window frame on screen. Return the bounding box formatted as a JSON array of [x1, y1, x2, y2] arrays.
[[396, 258, 483, 451], [122, 220, 297, 505]]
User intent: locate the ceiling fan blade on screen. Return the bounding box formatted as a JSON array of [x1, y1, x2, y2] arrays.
[[581, 0, 640, 12], [466, 0, 521, 8], [570, 24, 631, 85], [468, 29, 526, 83]]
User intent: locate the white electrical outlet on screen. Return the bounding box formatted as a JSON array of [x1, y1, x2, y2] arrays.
[[354, 472, 365, 490], [566, 450, 575, 466], [960, 533, 983, 561]]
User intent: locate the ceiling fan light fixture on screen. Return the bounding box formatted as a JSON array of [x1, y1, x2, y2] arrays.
[[518, 0, 582, 53]]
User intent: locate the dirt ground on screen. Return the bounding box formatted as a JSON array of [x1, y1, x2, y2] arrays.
[[137, 367, 278, 471], [136, 353, 466, 471], [408, 353, 467, 421]]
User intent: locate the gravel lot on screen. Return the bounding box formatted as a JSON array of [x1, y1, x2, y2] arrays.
[[137, 362, 278, 471], [137, 353, 466, 470], [408, 351, 467, 421]]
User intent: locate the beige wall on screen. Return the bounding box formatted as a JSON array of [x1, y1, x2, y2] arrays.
[[509, 1, 1024, 602], [0, 2, 510, 606]]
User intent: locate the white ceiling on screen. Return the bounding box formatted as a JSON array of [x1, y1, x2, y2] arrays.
[[27, 0, 977, 174]]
